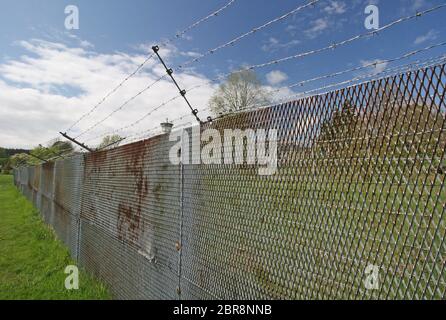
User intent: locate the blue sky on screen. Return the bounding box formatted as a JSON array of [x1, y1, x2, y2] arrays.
[[0, 0, 445, 148]]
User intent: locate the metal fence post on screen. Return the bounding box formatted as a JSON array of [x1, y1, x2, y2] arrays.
[[177, 128, 186, 299]]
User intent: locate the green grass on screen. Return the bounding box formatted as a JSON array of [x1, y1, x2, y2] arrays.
[[0, 174, 111, 300]]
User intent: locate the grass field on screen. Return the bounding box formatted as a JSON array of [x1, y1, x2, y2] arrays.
[[0, 174, 110, 300]]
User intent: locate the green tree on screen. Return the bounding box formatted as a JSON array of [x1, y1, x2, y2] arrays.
[[8, 153, 30, 168], [98, 135, 123, 150], [27, 145, 54, 164], [0, 158, 7, 167], [209, 70, 270, 115], [51, 140, 74, 154], [1, 161, 12, 174], [24, 141, 74, 164]]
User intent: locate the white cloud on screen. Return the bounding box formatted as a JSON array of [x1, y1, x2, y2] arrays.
[[0, 39, 217, 149], [305, 18, 329, 39], [360, 59, 389, 75], [266, 70, 288, 86], [323, 1, 347, 15], [262, 37, 300, 52], [180, 51, 202, 58], [261, 37, 279, 51], [412, 0, 427, 10], [285, 25, 297, 33], [414, 29, 438, 45], [79, 40, 94, 48], [66, 33, 94, 48], [181, 34, 193, 41], [398, 0, 428, 15]]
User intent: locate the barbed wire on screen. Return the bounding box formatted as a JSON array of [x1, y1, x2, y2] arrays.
[[83, 95, 183, 143], [74, 75, 167, 139], [169, 0, 238, 43], [38, 136, 62, 148], [214, 54, 446, 121], [267, 41, 446, 101], [124, 119, 193, 145], [65, 55, 156, 133], [239, 4, 446, 71], [151, 4, 446, 105], [72, 0, 319, 141], [210, 53, 446, 120], [86, 50, 445, 146], [90, 54, 446, 149], [64, 0, 238, 133], [275, 54, 446, 104], [109, 41, 446, 144], [148, 53, 446, 136], [121, 117, 196, 145], [177, 0, 320, 70], [125, 127, 162, 145], [79, 3, 445, 145], [242, 54, 446, 116]]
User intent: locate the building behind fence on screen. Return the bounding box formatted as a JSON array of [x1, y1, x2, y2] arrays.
[[13, 63, 446, 300]]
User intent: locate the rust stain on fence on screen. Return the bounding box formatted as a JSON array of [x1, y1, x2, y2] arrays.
[[90, 149, 108, 168], [116, 141, 151, 245], [125, 141, 149, 199], [117, 203, 142, 244]]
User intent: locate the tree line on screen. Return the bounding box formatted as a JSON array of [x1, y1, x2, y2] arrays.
[[0, 134, 123, 174]]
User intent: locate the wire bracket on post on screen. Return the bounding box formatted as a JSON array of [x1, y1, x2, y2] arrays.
[[151, 45, 203, 124], [59, 132, 94, 153]]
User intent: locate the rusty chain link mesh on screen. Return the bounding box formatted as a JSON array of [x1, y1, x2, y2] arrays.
[[79, 135, 181, 299], [13, 62, 446, 300]]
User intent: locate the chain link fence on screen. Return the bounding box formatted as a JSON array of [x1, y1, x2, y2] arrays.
[[13, 62, 446, 300]]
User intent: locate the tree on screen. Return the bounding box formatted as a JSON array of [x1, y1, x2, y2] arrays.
[[0, 141, 75, 169], [23, 141, 75, 164], [0, 157, 9, 173], [28, 145, 55, 164], [8, 153, 30, 168], [209, 70, 270, 115], [98, 135, 123, 150], [0, 157, 7, 168], [1, 160, 13, 174], [51, 140, 74, 154], [0, 147, 30, 158], [0, 147, 31, 171]]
